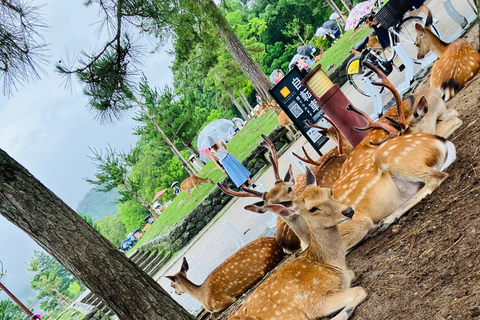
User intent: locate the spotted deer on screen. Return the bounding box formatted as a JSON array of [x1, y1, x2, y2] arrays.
[[180, 176, 214, 201], [165, 237, 284, 313], [278, 111, 299, 140], [415, 11, 480, 101], [219, 130, 349, 254], [228, 168, 367, 320]]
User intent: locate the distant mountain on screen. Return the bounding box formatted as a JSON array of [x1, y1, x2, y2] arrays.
[[76, 188, 119, 222]]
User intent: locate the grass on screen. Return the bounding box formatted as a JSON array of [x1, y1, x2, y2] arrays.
[[133, 110, 280, 248], [314, 27, 372, 75]]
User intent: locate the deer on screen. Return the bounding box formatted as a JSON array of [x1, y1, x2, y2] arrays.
[[219, 129, 350, 255], [228, 168, 367, 320], [415, 11, 480, 101], [277, 111, 299, 140], [180, 176, 214, 201], [165, 237, 284, 313]]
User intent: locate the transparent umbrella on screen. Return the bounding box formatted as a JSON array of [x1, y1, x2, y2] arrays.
[[197, 119, 234, 162]]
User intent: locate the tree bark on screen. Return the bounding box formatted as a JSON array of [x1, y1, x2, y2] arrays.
[[199, 0, 273, 103], [326, 0, 348, 23], [215, 72, 250, 120], [339, 0, 352, 12], [135, 191, 159, 218], [0, 149, 194, 320], [239, 89, 253, 114]]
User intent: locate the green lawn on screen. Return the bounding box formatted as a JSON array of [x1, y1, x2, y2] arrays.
[[133, 109, 280, 248], [314, 27, 372, 75]]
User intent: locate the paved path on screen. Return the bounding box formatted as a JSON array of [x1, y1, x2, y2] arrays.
[[153, 0, 477, 314]]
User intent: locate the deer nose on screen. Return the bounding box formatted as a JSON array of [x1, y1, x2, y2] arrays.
[[342, 207, 354, 219]]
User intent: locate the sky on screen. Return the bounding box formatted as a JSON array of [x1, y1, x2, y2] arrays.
[[0, 0, 173, 304]]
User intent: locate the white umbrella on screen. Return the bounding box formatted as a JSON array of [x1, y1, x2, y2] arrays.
[[196, 119, 234, 162], [288, 54, 304, 70], [329, 12, 340, 20], [315, 27, 328, 37]]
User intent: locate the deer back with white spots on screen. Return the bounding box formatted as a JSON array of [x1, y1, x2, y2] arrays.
[[326, 63, 458, 251], [229, 168, 367, 320], [165, 237, 284, 313], [415, 11, 480, 101]]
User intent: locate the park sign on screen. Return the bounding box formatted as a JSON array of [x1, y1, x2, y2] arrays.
[[269, 65, 330, 156]]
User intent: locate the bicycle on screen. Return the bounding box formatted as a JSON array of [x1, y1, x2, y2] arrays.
[[346, 0, 441, 97]]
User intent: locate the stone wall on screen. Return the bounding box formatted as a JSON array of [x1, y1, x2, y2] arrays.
[[138, 125, 294, 253], [328, 53, 354, 87]]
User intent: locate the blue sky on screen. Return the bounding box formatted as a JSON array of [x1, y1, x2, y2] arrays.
[[0, 0, 173, 303]]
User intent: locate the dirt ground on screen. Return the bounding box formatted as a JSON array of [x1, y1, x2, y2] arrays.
[[202, 25, 480, 320]]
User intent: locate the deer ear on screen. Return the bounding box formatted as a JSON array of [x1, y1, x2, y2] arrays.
[[414, 96, 428, 120], [283, 164, 295, 184], [415, 23, 424, 35], [305, 167, 316, 187], [264, 204, 295, 216], [165, 275, 177, 282], [425, 10, 433, 27], [244, 201, 266, 213], [181, 257, 189, 273]]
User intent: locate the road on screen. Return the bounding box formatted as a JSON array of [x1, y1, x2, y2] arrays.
[[153, 0, 477, 314]]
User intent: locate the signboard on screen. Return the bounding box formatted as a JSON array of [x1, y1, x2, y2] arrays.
[[269, 66, 329, 156]]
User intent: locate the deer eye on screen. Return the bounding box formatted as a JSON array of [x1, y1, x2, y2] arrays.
[[287, 187, 292, 192], [309, 207, 317, 213]]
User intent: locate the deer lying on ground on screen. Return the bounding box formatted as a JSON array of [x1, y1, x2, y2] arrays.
[[278, 111, 298, 140], [228, 168, 367, 320], [219, 129, 349, 254], [166, 237, 283, 313], [180, 176, 213, 201], [415, 11, 480, 101]]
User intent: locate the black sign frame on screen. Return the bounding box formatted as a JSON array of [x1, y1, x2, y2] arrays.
[[269, 65, 329, 157]]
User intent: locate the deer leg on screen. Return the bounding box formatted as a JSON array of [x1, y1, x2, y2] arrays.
[[378, 171, 448, 232], [321, 287, 367, 320], [338, 216, 375, 254], [435, 110, 462, 139], [186, 191, 197, 201], [195, 185, 204, 196]]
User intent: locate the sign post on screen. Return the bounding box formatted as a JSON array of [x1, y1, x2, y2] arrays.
[[269, 66, 330, 157]]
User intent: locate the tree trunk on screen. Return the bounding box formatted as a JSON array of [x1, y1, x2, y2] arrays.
[[0, 149, 194, 320], [239, 89, 253, 114], [326, 0, 347, 23], [215, 72, 250, 120], [134, 99, 196, 175], [135, 192, 159, 218], [199, 0, 273, 103], [339, 0, 352, 12]]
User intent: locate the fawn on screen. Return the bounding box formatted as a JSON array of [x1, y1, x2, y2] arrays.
[[228, 168, 366, 320], [415, 11, 480, 101], [180, 176, 213, 201], [166, 237, 284, 313]]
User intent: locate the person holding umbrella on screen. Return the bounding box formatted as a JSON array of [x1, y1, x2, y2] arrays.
[[210, 140, 255, 189]]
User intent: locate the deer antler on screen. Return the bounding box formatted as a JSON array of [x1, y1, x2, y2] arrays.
[[362, 62, 407, 131], [260, 134, 281, 182], [346, 104, 400, 145], [293, 146, 323, 166], [217, 182, 264, 198]]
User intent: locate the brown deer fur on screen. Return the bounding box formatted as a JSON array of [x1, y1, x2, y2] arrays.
[[180, 176, 214, 200], [278, 111, 298, 139], [415, 11, 480, 101], [166, 237, 284, 313], [229, 169, 367, 319]]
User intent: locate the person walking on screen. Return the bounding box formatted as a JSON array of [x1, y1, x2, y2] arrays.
[[210, 140, 255, 189]]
